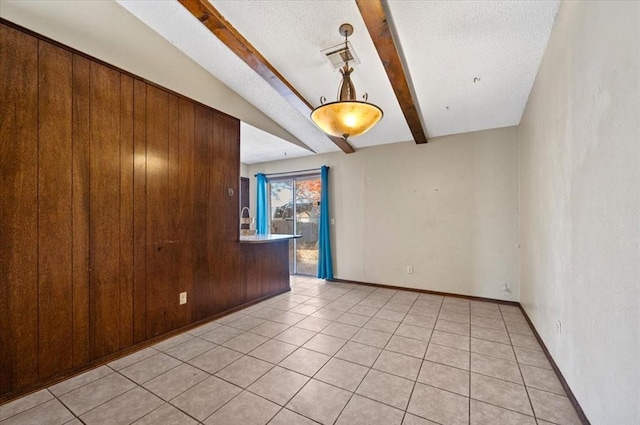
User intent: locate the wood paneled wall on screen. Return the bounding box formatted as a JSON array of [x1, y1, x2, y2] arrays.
[[0, 21, 266, 399]]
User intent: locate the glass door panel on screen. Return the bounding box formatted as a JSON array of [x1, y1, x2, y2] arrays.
[[294, 177, 321, 275], [269, 180, 295, 274]]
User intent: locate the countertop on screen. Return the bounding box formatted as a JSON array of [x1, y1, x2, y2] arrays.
[[239, 234, 301, 244]]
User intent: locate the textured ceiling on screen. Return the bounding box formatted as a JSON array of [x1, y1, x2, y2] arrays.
[[241, 122, 313, 164], [119, 0, 560, 162]]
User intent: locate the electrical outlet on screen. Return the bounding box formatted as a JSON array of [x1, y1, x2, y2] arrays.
[[179, 292, 187, 305], [502, 283, 511, 293], [407, 265, 413, 274], [331, 218, 335, 225], [556, 320, 562, 334]]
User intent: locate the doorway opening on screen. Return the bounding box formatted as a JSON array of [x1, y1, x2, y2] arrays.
[[268, 175, 321, 275]]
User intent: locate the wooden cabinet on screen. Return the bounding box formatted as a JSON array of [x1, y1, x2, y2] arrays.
[[0, 19, 244, 400]]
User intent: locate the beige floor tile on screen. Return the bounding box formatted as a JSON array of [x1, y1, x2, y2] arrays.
[[250, 307, 284, 320], [402, 413, 439, 424], [528, 388, 582, 425], [425, 344, 470, 370], [200, 325, 244, 344], [188, 345, 242, 374], [170, 376, 241, 421], [286, 379, 351, 425], [294, 316, 331, 332], [438, 311, 470, 324], [59, 373, 136, 416], [203, 391, 279, 425], [351, 328, 393, 348], [336, 312, 370, 327], [471, 353, 522, 384], [250, 321, 291, 338], [288, 304, 321, 316], [364, 317, 400, 334], [79, 387, 163, 425], [279, 347, 331, 376], [321, 322, 360, 340], [335, 341, 383, 367], [302, 333, 347, 355], [315, 358, 368, 391], [120, 353, 182, 384], [402, 314, 436, 329], [249, 339, 297, 364], [513, 346, 552, 370], [470, 338, 515, 362], [418, 361, 470, 397], [132, 403, 198, 425], [357, 297, 387, 309], [408, 305, 440, 319], [430, 330, 470, 351], [349, 305, 379, 317], [435, 320, 470, 336], [336, 394, 404, 425], [153, 334, 194, 352], [248, 366, 309, 405], [187, 321, 220, 337], [470, 399, 536, 425], [356, 369, 414, 410], [222, 332, 269, 354], [408, 383, 469, 425], [311, 308, 344, 321], [108, 348, 157, 371], [470, 316, 506, 330], [506, 322, 534, 336], [520, 364, 565, 395], [383, 303, 412, 314], [268, 408, 320, 425], [215, 356, 272, 388], [470, 326, 510, 344], [509, 333, 541, 351], [48, 367, 113, 397], [374, 309, 406, 322], [164, 337, 215, 362], [1, 399, 73, 425], [385, 335, 428, 358], [470, 373, 532, 416], [227, 315, 266, 331], [373, 350, 422, 380], [0, 390, 53, 421], [394, 324, 433, 342], [143, 363, 208, 401]]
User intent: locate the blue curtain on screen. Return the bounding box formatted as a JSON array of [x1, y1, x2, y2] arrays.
[[318, 166, 333, 279], [256, 173, 268, 234]]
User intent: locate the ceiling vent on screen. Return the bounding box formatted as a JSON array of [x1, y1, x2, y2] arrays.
[[321, 41, 360, 69]]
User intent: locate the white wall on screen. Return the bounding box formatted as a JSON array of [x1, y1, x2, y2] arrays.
[[0, 0, 301, 148], [248, 127, 520, 301], [518, 1, 640, 423]]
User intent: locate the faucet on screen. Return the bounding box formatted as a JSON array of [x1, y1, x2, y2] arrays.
[[240, 207, 251, 228]]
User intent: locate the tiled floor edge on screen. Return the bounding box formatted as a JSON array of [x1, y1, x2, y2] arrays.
[[0, 287, 291, 407], [328, 278, 520, 306], [518, 306, 592, 425]]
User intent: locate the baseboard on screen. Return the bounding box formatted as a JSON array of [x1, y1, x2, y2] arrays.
[[328, 277, 590, 424], [0, 287, 290, 405], [519, 307, 591, 425], [328, 278, 520, 306]]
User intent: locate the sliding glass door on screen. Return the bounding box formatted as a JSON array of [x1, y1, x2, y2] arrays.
[[269, 176, 321, 275]]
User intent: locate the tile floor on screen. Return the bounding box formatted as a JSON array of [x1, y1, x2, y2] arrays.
[[0, 276, 582, 425]]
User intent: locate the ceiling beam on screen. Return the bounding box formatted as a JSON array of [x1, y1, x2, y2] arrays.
[[178, 0, 355, 153], [356, 0, 428, 144]]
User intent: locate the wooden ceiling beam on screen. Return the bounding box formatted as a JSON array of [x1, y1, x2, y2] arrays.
[[356, 0, 428, 144], [178, 0, 355, 153]]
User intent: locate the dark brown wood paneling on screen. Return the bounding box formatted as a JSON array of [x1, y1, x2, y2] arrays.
[[177, 98, 196, 325], [71, 54, 91, 367], [0, 23, 39, 395], [37, 40, 74, 379], [89, 61, 122, 359], [242, 241, 290, 300], [132, 79, 147, 344], [119, 74, 135, 348]]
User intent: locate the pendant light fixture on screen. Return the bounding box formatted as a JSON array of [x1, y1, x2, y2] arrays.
[[311, 23, 383, 142]]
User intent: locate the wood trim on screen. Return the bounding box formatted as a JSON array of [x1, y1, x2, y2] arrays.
[[519, 307, 591, 424], [176, 0, 355, 154], [356, 0, 428, 144], [329, 278, 520, 306]]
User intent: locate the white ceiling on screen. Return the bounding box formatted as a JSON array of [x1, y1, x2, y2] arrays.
[[241, 122, 314, 164], [118, 0, 559, 163]]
